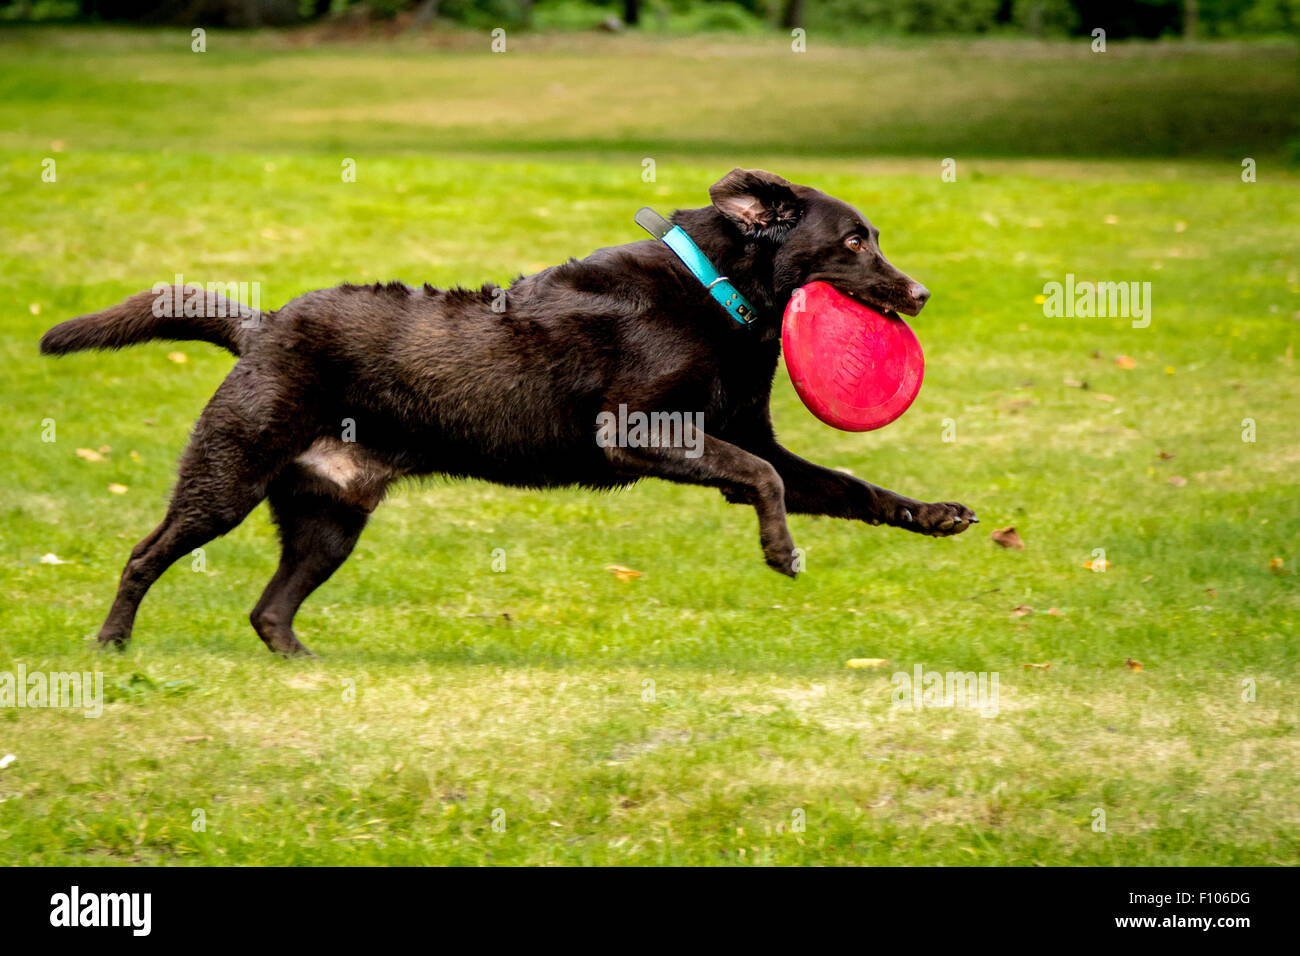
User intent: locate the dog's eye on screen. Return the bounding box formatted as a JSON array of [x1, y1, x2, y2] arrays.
[[845, 236, 863, 252]]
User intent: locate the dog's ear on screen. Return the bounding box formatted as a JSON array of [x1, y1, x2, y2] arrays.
[[709, 168, 802, 239]]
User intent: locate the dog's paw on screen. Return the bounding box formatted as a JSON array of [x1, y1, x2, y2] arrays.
[[898, 501, 978, 537], [763, 545, 800, 578], [96, 630, 130, 651]]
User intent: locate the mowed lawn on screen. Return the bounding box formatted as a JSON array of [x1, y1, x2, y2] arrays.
[[0, 27, 1297, 865]]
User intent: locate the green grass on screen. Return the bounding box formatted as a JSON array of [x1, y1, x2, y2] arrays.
[[0, 26, 1296, 159], [0, 26, 1297, 865]]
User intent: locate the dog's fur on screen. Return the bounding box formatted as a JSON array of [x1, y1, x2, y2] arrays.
[[41, 168, 975, 656]]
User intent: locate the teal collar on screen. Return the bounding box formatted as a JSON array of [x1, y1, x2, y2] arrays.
[[636, 208, 759, 327]]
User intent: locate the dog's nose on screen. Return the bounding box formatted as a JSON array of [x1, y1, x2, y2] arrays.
[[907, 282, 930, 309]]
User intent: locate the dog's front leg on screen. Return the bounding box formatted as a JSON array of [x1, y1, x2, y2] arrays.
[[603, 434, 798, 577], [737, 441, 977, 537]]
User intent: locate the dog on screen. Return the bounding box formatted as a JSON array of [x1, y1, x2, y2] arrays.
[[41, 168, 976, 656]]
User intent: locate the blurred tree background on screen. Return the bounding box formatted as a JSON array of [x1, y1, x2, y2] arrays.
[[0, 0, 1297, 36]]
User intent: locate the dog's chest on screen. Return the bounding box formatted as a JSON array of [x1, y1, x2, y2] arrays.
[[697, 340, 781, 424]]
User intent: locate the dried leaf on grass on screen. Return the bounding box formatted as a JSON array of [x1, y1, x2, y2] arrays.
[[991, 526, 1024, 550]]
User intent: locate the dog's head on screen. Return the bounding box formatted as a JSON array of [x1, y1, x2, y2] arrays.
[[708, 168, 930, 318]]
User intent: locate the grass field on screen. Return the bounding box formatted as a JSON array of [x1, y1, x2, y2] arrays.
[[0, 26, 1297, 865]]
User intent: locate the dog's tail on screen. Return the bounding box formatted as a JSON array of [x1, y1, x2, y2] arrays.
[[40, 284, 261, 357]]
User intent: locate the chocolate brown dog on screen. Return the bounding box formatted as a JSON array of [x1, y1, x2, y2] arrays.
[[41, 169, 976, 656]]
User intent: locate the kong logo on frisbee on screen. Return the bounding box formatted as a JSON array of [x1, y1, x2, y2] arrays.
[[782, 281, 925, 432]]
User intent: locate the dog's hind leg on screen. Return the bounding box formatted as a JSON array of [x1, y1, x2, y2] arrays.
[[249, 470, 373, 657], [97, 370, 309, 648], [98, 472, 271, 649]]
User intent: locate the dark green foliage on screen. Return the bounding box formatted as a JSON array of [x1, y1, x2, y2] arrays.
[[0, 0, 1296, 36]]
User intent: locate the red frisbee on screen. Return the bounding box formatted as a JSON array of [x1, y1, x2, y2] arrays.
[[782, 281, 924, 432]]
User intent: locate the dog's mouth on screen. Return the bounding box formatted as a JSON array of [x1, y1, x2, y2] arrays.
[[838, 287, 906, 320]]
